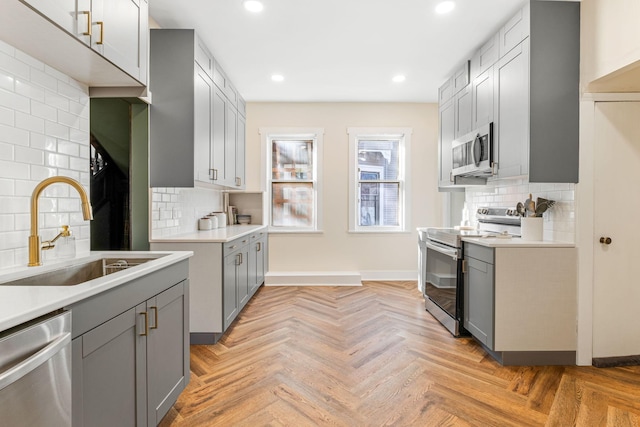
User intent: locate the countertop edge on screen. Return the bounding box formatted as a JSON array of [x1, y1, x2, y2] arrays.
[[0, 250, 193, 332], [149, 224, 268, 243], [462, 237, 576, 248]]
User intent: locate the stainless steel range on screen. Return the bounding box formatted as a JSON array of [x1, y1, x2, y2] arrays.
[[417, 207, 521, 336]]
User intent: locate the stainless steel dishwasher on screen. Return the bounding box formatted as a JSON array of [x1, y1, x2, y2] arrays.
[[0, 311, 72, 426]]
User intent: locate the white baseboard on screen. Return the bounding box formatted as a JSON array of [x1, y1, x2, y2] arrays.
[[265, 271, 362, 286], [360, 270, 419, 281], [264, 270, 419, 286]]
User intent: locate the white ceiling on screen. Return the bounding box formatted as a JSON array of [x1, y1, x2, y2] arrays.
[[149, 0, 528, 103]]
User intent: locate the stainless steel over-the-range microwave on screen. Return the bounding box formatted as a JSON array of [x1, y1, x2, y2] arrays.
[[451, 122, 494, 179]]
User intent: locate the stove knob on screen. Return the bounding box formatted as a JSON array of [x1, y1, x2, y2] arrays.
[[476, 208, 483, 215]]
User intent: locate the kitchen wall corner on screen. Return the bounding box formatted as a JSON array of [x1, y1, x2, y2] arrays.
[[464, 178, 576, 243], [0, 40, 90, 269], [150, 186, 223, 237]]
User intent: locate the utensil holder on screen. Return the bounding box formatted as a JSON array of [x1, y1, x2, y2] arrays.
[[521, 217, 543, 241]]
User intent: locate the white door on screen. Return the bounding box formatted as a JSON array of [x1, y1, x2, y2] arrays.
[[593, 101, 640, 358]]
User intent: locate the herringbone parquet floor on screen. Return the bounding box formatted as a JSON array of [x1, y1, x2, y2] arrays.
[[160, 281, 640, 426]]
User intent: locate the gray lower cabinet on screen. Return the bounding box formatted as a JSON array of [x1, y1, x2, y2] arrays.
[[69, 261, 189, 426], [463, 244, 495, 349], [150, 230, 268, 344]]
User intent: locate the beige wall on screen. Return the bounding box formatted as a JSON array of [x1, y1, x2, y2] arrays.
[[245, 102, 442, 279]]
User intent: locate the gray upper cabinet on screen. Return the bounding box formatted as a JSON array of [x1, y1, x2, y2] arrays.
[[3, 0, 147, 87], [150, 29, 247, 188], [470, 33, 499, 80], [438, 97, 455, 189], [494, 1, 580, 183], [93, 0, 148, 84], [437, 0, 579, 187], [471, 66, 494, 130], [498, 4, 530, 58]]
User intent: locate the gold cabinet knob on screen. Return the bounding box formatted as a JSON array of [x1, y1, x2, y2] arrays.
[[599, 237, 612, 245]]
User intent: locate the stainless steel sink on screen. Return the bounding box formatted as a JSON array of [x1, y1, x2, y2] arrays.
[[0, 257, 164, 287]]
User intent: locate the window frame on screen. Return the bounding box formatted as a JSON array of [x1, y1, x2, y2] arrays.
[[260, 127, 324, 233], [347, 127, 412, 233]]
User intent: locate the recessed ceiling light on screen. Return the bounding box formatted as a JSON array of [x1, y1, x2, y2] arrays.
[[271, 74, 284, 82], [392, 75, 406, 83], [243, 0, 264, 13], [435, 1, 455, 14]]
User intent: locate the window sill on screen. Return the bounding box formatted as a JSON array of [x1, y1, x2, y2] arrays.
[[347, 229, 412, 234], [268, 228, 324, 234]]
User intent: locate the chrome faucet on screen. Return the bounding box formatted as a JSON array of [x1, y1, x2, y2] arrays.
[[28, 176, 93, 266]]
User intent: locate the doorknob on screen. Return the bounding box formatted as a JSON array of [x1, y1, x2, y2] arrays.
[[599, 237, 612, 245]]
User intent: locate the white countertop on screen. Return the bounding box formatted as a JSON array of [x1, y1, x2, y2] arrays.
[[462, 236, 575, 248], [149, 224, 267, 243], [0, 250, 193, 332]]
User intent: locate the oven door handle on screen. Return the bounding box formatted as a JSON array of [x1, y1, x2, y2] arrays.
[[424, 241, 458, 260]]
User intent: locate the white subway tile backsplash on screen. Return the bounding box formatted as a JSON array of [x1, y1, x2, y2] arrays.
[[0, 122, 29, 145], [150, 187, 223, 237], [465, 178, 576, 243], [0, 43, 90, 269], [30, 100, 57, 122], [0, 159, 29, 179], [15, 145, 44, 165]]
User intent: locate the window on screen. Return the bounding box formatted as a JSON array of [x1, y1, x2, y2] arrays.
[[261, 128, 323, 232], [347, 128, 411, 232]]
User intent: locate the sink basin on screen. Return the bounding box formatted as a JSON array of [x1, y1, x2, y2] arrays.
[[0, 257, 164, 287]]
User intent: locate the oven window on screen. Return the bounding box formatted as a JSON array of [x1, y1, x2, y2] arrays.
[[424, 247, 458, 317]]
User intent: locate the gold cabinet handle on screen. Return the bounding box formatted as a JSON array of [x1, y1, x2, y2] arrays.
[[97, 21, 104, 45], [82, 11, 91, 36], [257, 242, 261, 252], [236, 177, 241, 186], [210, 169, 218, 180], [235, 253, 241, 265], [140, 312, 148, 336], [150, 306, 158, 330]]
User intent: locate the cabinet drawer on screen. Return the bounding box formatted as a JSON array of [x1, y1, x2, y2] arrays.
[[465, 243, 494, 264], [224, 237, 249, 254]]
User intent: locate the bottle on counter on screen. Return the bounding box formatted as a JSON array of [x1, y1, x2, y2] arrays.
[[56, 225, 76, 259]]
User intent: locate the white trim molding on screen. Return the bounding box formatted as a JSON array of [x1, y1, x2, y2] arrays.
[[265, 271, 362, 286]]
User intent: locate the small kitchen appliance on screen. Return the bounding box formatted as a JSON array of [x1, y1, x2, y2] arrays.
[[418, 207, 520, 336], [451, 122, 494, 179]]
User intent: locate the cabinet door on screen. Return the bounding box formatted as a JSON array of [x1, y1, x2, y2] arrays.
[[146, 282, 188, 426], [495, 40, 529, 179], [248, 237, 259, 294], [454, 85, 473, 138], [92, 0, 145, 82], [438, 98, 455, 188], [499, 5, 529, 58], [238, 247, 250, 309], [194, 65, 214, 183], [23, 0, 90, 44], [472, 66, 494, 130], [257, 235, 267, 287], [236, 113, 246, 189], [72, 304, 147, 427], [211, 86, 227, 185], [438, 77, 453, 104], [464, 257, 494, 349], [224, 103, 238, 186], [223, 252, 239, 329], [471, 34, 499, 79]]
